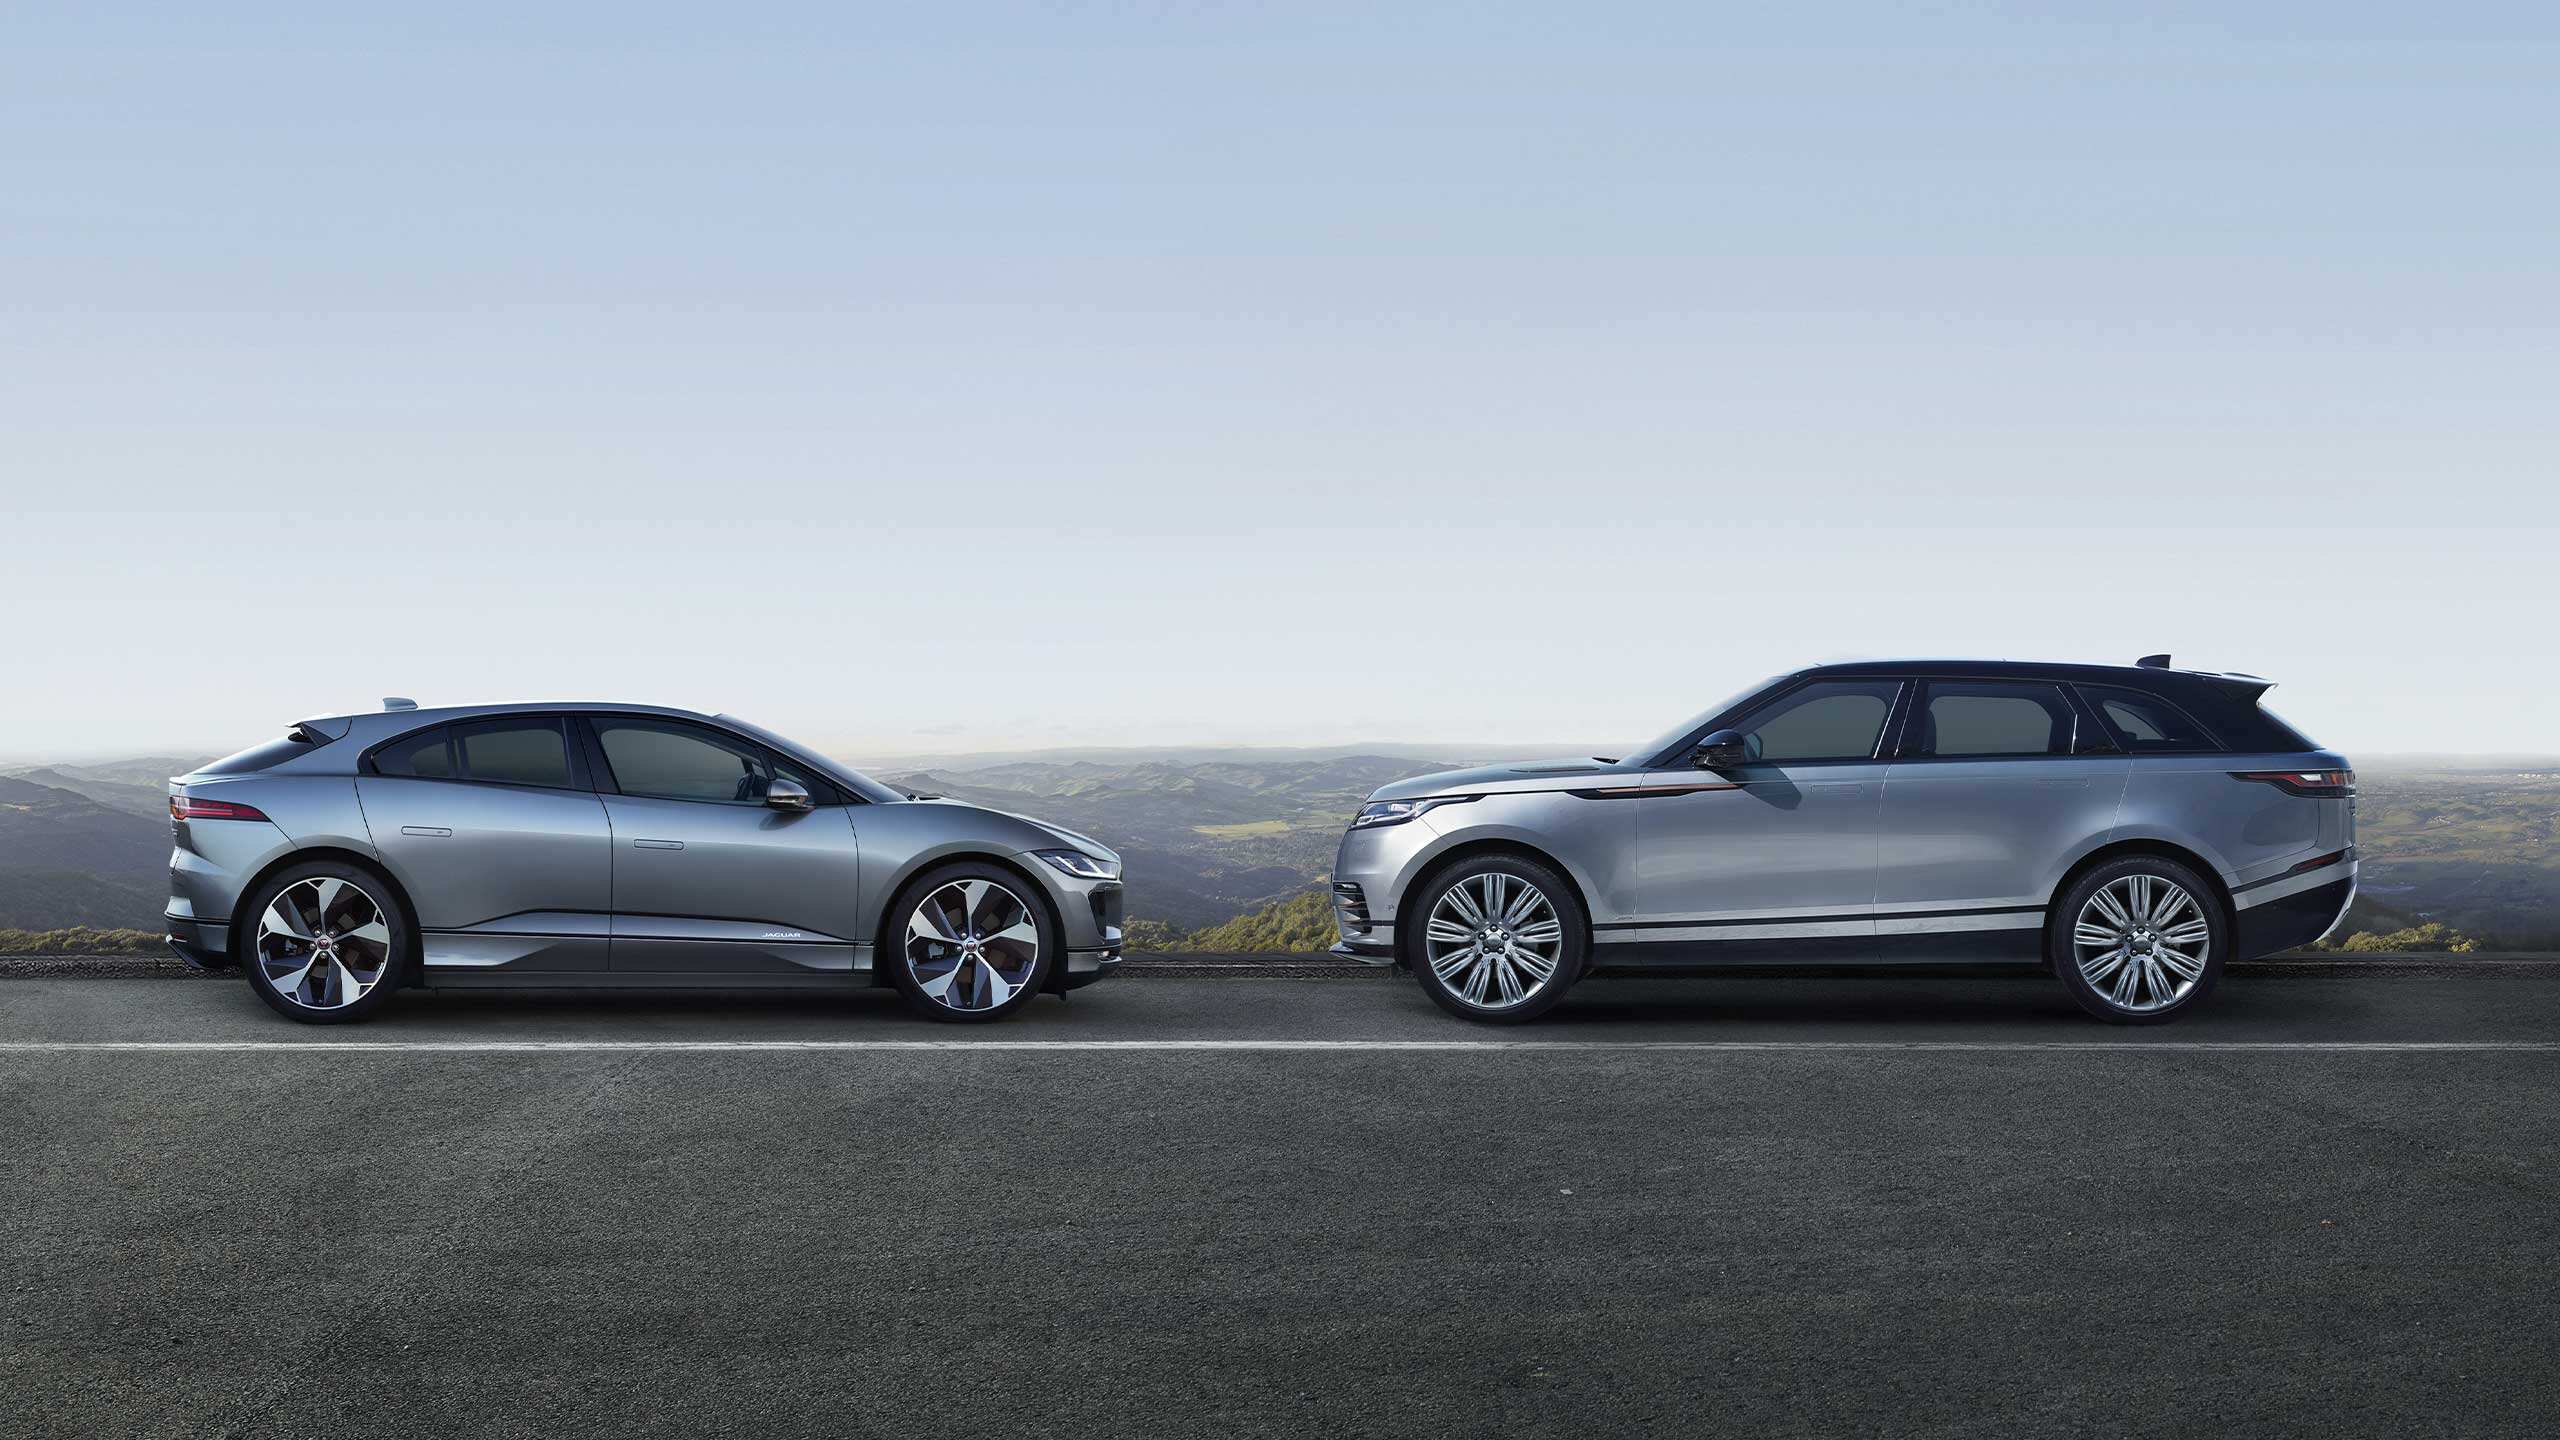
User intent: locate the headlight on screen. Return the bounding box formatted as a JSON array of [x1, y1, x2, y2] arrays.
[[1032, 848, 1121, 881], [1351, 795, 1478, 829]]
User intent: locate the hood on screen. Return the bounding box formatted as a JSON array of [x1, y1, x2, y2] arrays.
[[1367, 756, 1636, 804], [911, 797, 1120, 864]]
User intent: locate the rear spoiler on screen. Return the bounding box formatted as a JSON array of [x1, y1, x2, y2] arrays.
[[2201, 673, 2276, 705], [2133, 656, 2274, 705]]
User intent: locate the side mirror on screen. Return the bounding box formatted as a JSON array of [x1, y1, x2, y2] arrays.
[[764, 777, 814, 812], [1692, 729, 1750, 771]]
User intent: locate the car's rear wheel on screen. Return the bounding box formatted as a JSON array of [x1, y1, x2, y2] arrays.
[[1404, 854, 1587, 1024], [2051, 856, 2227, 1024], [885, 863, 1058, 1023], [241, 861, 410, 1025]]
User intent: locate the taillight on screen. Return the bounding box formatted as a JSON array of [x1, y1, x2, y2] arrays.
[[171, 795, 271, 823], [2230, 769, 2355, 799]]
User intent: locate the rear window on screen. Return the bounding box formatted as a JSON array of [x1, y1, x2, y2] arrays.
[[1911, 681, 2076, 757], [2078, 685, 2220, 754], [198, 729, 332, 776], [453, 719, 574, 789]]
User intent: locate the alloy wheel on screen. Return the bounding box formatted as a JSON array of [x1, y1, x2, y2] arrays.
[[255, 876, 394, 1010], [905, 878, 1042, 1012], [2073, 874, 2211, 1014], [1424, 872, 1565, 1010]]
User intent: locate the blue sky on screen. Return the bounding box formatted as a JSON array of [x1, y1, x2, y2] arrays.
[[4, 4, 2554, 759]]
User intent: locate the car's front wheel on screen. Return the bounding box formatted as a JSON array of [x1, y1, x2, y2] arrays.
[[1404, 855, 1587, 1024], [885, 863, 1059, 1022], [2051, 856, 2228, 1024], [241, 862, 411, 1025]]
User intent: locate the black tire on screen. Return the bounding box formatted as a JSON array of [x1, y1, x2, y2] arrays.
[[239, 860, 414, 1025], [2050, 855, 2228, 1025], [1401, 853, 1588, 1025], [883, 861, 1060, 1023]]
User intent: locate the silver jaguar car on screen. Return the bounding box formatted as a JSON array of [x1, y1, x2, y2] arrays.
[[1331, 658, 2356, 1025], [163, 701, 1125, 1023]]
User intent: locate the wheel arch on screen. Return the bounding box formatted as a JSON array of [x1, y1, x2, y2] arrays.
[[225, 846, 420, 966], [1398, 838, 1597, 951], [2048, 837, 2237, 932], [870, 850, 1072, 994]]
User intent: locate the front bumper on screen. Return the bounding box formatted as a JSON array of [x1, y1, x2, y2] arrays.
[[1036, 870, 1124, 991], [1329, 938, 1396, 966], [1062, 947, 1124, 989]]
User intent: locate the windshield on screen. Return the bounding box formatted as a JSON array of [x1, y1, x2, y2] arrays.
[[1627, 676, 1781, 766], [714, 714, 906, 804]]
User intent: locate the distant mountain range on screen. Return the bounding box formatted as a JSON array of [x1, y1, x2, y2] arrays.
[[2, 750, 2554, 948]]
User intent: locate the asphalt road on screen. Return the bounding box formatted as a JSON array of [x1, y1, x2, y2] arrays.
[[4, 971, 2555, 1438]]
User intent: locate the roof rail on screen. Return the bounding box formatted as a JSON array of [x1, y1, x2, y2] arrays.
[[2134, 654, 2171, 669]]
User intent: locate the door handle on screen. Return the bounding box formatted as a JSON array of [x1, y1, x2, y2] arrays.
[[632, 838, 684, 850], [399, 826, 452, 838]]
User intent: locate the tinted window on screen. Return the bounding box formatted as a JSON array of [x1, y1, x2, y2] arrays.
[[371, 728, 455, 779], [2078, 685, 2219, 753], [454, 719, 574, 788], [1911, 681, 2074, 758], [595, 720, 818, 804], [1729, 681, 1900, 763]]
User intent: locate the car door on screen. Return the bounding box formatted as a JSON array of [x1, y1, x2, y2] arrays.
[[1629, 679, 1902, 961], [1874, 679, 2131, 958], [355, 716, 612, 971], [582, 716, 865, 975]]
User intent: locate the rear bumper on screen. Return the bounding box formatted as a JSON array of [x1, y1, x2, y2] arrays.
[[164, 914, 233, 970], [2233, 865, 2356, 958]]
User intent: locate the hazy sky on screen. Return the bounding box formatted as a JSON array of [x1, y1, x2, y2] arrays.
[[5, 4, 2554, 761]]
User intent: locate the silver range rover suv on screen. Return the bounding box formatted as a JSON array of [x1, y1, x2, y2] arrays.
[[1332, 658, 2355, 1025], [164, 701, 1126, 1024]]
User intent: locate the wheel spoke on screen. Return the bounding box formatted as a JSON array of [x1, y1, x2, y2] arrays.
[[2081, 946, 2128, 984], [2109, 959, 2142, 1008], [1426, 919, 1473, 945], [2156, 946, 2204, 982], [975, 959, 1014, 1009], [2163, 920, 2210, 947], [262, 899, 312, 942], [1443, 886, 1486, 926], [1432, 949, 1476, 982], [1510, 948, 1556, 982], [1460, 956, 1494, 1005], [1480, 875, 1507, 924], [2073, 922, 2120, 948], [2089, 886, 2134, 930], [1514, 919, 1562, 946]]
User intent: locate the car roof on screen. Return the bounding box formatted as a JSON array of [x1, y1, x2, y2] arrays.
[[1788, 658, 2270, 692], [304, 700, 719, 729]]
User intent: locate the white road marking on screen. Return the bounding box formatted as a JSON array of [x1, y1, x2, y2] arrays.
[[0, 1039, 2552, 1054]]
